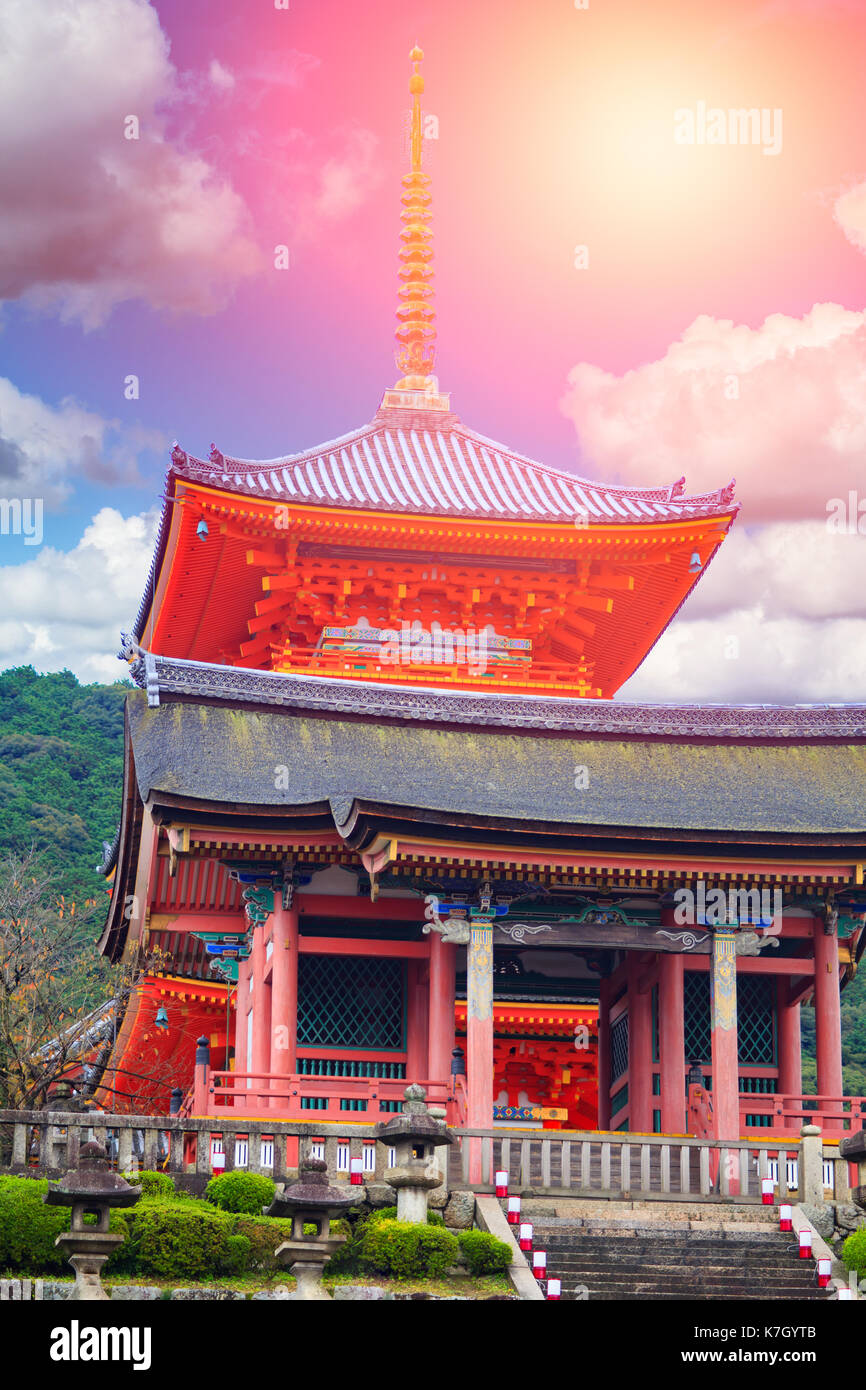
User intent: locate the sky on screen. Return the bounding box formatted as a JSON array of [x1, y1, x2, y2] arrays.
[[1, 0, 865, 700]]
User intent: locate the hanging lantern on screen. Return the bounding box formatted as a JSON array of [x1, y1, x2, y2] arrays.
[[495, 1169, 508, 1198], [816, 1257, 832, 1289], [761, 1178, 774, 1206], [350, 1157, 364, 1187], [154, 1006, 169, 1030], [532, 1250, 547, 1280], [798, 1229, 812, 1260], [546, 1278, 561, 1301], [779, 1203, 793, 1232], [689, 552, 702, 573], [196, 519, 209, 541], [518, 1222, 533, 1252], [507, 1195, 521, 1225]]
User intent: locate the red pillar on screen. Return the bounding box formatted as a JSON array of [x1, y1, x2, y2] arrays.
[[234, 956, 251, 1083], [597, 978, 611, 1131], [428, 933, 456, 1090], [710, 927, 740, 1143], [627, 954, 653, 1133], [467, 925, 494, 1183], [813, 916, 843, 1128], [659, 952, 686, 1134], [777, 979, 802, 1098], [406, 961, 429, 1085], [250, 923, 270, 1103], [270, 900, 298, 1107]]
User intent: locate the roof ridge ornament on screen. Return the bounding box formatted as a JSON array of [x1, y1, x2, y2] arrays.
[[383, 44, 451, 415]]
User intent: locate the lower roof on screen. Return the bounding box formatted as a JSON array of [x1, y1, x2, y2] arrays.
[[127, 691, 866, 837]]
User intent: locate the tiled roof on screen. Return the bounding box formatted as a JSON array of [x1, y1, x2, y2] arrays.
[[127, 648, 866, 740], [169, 407, 738, 527]]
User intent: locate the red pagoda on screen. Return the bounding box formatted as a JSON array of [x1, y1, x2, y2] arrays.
[[93, 47, 865, 1168]]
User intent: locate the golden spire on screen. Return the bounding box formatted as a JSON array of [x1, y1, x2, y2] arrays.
[[392, 44, 440, 396]]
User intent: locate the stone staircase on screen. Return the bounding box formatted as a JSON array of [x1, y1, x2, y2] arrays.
[[529, 1206, 831, 1301]]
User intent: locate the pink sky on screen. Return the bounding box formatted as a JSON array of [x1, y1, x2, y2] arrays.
[[0, 0, 865, 700]]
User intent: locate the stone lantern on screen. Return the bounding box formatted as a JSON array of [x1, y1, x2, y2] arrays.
[[44, 1141, 141, 1300], [264, 1156, 356, 1300], [375, 1083, 453, 1223]]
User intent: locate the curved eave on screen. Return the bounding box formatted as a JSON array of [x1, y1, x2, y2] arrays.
[[97, 708, 143, 964]]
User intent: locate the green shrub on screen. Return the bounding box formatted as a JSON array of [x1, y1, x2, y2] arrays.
[[368, 1205, 444, 1226], [457, 1229, 513, 1275], [841, 1227, 866, 1280], [121, 1170, 174, 1200], [0, 1175, 127, 1274], [233, 1214, 295, 1275], [224, 1234, 251, 1274], [205, 1171, 275, 1215], [112, 1198, 240, 1279], [360, 1218, 458, 1279]]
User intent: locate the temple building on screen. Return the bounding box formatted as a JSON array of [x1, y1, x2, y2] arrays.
[[94, 48, 865, 1157]]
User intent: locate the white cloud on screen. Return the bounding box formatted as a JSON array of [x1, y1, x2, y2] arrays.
[[0, 0, 263, 326], [619, 522, 866, 702], [0, 376, 164, 506], [208, 59, 235, 92], [561, 301, 866, 523], [0, 507, 156, 682]]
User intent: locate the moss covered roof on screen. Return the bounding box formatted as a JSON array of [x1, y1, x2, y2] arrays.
[[127, 693, 866, 836]]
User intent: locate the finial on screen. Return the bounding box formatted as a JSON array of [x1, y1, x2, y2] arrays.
[[392, 43, 438, 395]]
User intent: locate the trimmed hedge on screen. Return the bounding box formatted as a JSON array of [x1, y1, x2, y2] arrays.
[[368, 1205, 444, 1227], [841, 1227, 866, 1280], [121, 1170, 174, 1199], [457, 1229, 513, 1275], [0, 1176, 125, 1274], [111, 1198, 242, 1279], [204, 1171, 276, 1215], [360, 1218, 458, 1278]]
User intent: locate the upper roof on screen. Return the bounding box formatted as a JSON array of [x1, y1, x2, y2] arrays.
[[168, 406, 738, 527]]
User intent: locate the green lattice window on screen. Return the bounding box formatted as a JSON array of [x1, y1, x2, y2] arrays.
[[684, 972, 711, 1061], [684, 970, 777, 1065], [611, 1013, 629, 1080], [297, 955, 406, 1051], [738, 975, 776, 1065]]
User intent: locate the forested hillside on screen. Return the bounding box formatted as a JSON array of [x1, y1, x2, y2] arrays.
[[0, 667, 864, 1095], [0, 667, 128, 910]]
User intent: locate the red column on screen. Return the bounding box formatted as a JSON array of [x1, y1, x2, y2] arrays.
[[270, 900, 298, 1107], [428, 933, 456, 1091], [777, 979, 802, 1098], [627, 954, 653, 1133], [467, 925, 494, 1183], [659, 952, 686, 1135], [406, 961, 429, 1085], [710, 927, 740, 1143], [234, 956, 251, 1082], [250, 924, 270, 1103], [813, 916, 843, 1127], [597, 978, 611, 1130]]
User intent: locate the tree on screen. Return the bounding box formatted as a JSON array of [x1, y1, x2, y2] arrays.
[[0, 849, 116, 1109]]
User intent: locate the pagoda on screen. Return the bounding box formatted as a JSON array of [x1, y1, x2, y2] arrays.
[[92, 48, 865, 1163]]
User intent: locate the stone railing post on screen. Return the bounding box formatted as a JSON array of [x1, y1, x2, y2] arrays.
[[800, 1124, 824, 1205]]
